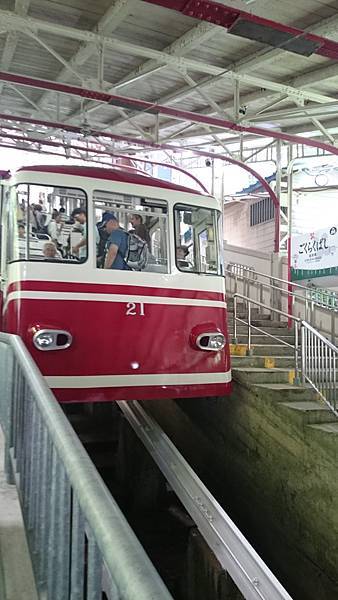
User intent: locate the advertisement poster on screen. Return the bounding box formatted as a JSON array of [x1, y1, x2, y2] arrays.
[[291, 225, 338, 282]]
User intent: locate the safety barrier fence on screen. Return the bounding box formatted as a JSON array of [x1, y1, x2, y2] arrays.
[[301, 322, 338, 415], [0, 332, 173, 600], [232, 294, 338, 417], [226, 264, 337, 343]]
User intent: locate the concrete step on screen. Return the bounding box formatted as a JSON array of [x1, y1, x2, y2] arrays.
[[229, 326, 295, 336], [251, 383, 320, 402], [233, 367, 295, 385], [227, 318, 289, 329], [235, 335, 295, 345], [309, 422, 338, 434], [231, 355, 295, 368], [250, 345, 296, 356], [279, 401, 337, 425], [228, 311, 272, 320]]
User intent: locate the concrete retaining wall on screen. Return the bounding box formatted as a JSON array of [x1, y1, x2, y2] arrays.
[[146, 389, 338, 600]]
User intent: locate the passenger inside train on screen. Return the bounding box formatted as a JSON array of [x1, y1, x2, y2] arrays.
[[8, 182, 220, 274]]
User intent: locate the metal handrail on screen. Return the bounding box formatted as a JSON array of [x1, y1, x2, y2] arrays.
[[232, 293, 338, 415], [227, 264, 313, 295], [0, 332, 173, 600], [118, 400, 293, 600], [301, 321, 338, 416], [226, 264, 338, 312], [226, 263, 338, 343], [233, 294, 301, 382]]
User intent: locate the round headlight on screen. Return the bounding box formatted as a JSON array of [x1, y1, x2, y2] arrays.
[[196, 332, 225, 351], [32, 329, 72, 351], [34, 333, 54, 348]]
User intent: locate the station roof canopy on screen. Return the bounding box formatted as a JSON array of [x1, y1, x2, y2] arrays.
[[0, 0, 338, 159]]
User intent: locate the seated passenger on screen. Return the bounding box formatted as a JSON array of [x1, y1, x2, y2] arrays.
[[43, 242, 60, 260], [176, 245, 192, 269], [102, 213, 131, 271], [129, 213, 151, 250], [48, 211, 64, 249], [18, 224, 25, 239]]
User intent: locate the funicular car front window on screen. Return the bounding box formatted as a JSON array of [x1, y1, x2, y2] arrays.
[[174, 204, 221, 275], [9, 184, 88, 264], [94, 190, 168, 273]]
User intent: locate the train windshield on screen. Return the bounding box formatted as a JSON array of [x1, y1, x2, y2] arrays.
[[174, 204, 223, 275], [94, 190, 168, 273], [7, 184, 88, 263]]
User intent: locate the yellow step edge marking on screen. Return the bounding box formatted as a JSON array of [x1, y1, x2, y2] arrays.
[[288, 369, 296, 385], [264, 357, 275, 369], [230, 344, 248, 356]]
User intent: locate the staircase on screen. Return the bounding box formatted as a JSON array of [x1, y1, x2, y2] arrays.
[[227, 296, 338, 427]]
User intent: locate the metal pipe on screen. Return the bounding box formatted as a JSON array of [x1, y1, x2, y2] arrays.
[[294, 321, 299, 383], [248, 301, 252, 352]]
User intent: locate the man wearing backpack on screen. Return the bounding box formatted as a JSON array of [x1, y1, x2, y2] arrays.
[[102, 212, 148, 271], [102, 213, 131, 270]]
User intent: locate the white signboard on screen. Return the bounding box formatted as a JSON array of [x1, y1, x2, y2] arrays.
[[291, 225, 338, 282]]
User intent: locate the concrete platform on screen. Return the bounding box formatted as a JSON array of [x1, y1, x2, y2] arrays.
[[0, 427, 38, 600]]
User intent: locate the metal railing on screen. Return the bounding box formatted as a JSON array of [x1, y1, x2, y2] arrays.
[[226, 263, 338, 342], [301, 322, 338, 416], [0, 332, 173, 600], [232, 294, 338, 416], [233, 294, 301, 383]]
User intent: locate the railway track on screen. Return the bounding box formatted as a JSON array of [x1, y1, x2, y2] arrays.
[[67, 401, 292, 600]]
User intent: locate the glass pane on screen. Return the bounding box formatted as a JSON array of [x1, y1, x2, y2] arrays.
[[94, 190, 168, 273], [9, 184, 88, 263], [174, 204, 220, 274]]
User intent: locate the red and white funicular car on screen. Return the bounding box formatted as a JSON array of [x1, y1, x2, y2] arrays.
[[0, 165, 231, 402]]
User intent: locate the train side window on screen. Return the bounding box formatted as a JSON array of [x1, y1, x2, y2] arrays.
[[94, 190, 169, 273], [7, 184, 88, 264], [174, 204, 221, 275]]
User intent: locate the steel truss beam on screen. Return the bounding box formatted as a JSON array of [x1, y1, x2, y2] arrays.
[[0, 9, 333, 106], [1, 73, 338, 158], [37, 0, 134, 109], [0, 0, 31, 95], [67, 20, 217, 123], [142, 0, 338, 60], [104, 10, 338, 131]]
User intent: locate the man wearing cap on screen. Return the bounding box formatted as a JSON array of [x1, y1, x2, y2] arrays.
[[102, 213, 131, 270]]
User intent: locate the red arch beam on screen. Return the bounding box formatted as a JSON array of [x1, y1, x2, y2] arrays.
[[0, 115, 281, 251]]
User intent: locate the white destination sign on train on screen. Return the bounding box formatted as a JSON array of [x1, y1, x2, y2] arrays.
[[291, 225, 338, 281]]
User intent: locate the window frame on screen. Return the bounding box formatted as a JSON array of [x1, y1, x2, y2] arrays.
[[7, 183, 89, 266], [93, 191, 170, 273], [174, 202, 222, 276]]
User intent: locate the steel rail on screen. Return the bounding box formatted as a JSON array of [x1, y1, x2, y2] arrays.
[[118, 399, 293, 600]]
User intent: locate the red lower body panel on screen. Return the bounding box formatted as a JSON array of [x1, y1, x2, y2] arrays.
[[53, 382, 231, 403], [4, 281, 232, 403]]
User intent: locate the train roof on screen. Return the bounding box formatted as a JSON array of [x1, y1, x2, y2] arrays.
[[16, 165, 205, 196]]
